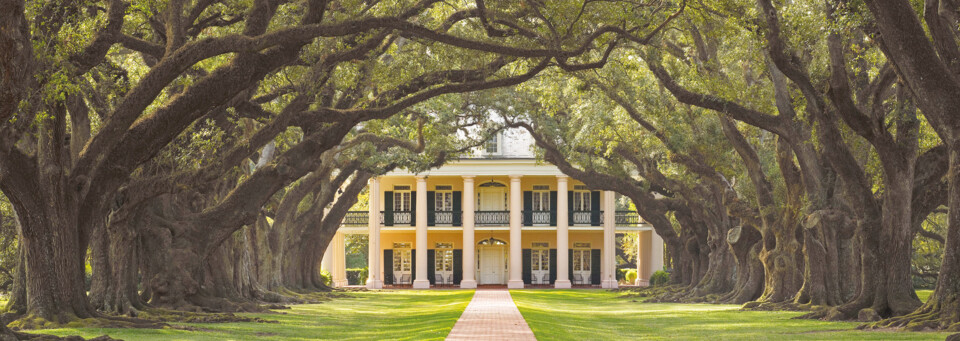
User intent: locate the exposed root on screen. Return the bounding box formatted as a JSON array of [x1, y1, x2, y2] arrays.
[[7, 314, 168, 331], [863, 303, 960, 332]]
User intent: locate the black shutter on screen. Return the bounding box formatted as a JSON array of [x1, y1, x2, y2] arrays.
[[410, 191, 417, 225], [523, 191, 533, 226], [427, 191, 436, 226], [568, 191, 575, 223], [590, 191, 601, 226], [384, 191, 394, 226], [428, 249, 436, 285], [384, 250, 394, 285], [591, 249, 601, 285], [452, 191, 462, 226], [568, 249, 574, 282], [453, 249, 463, 285], [522, 249, 532, 284], [549, 248, 557, 284], [411, 250, 416, 281], [549, 191, 558, 226]]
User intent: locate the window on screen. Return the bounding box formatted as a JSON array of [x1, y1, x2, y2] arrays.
[[485, 134, 499, 153], [435, 188, 453, 211], [532, 190, 550, 211], [435, 243, 454, 273], [573, 191, 591, 211], [394, 190, 411, 211]]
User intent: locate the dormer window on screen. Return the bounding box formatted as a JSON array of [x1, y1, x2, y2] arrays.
[[485, 134, 499, 154]]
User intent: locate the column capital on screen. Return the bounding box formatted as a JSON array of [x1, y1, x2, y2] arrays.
[[556, 175, 569, 182], [462, 175, 476, 181], [415, 175, 427, 181], [509, 174, 523, 181]]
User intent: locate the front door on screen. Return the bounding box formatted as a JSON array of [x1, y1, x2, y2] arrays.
[[435, 244, 454, 284], [573, 249, 592, 285], [531, 248, 550, 284], [393, 247, 412, 284], [478, 246, 505, 284]]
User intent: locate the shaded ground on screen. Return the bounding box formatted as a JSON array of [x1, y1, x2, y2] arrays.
[[511, 289, 952, 340], [28, 290, 473, 341]]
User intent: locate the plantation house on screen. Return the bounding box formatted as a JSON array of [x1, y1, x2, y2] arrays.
[[324, 130, 664, 289]]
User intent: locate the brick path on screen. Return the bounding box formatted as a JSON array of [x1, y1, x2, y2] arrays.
[[446, 290, 537, 341]]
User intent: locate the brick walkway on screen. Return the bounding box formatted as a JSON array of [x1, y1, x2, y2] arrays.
[[446, 290, 537, 341]]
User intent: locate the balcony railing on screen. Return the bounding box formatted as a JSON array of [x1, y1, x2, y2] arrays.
[[382, 210, 413, 226], [571, 210, 602, 225], [615, 211, 642, 226], [523, 210, 551, 225], [475, 211, 510, 226], [431, 210, 462, 225], [343, 211, 369, 226], [343, 209, 644, 227]]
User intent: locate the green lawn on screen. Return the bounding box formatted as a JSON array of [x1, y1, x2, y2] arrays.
[[32, 290, 474, 341], [511, 289, 952, 340]]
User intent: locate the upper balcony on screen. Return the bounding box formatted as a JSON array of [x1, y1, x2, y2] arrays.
[[341, 210, 645, 228]]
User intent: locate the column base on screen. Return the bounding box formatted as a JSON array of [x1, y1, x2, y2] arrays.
[[459, 279, 478, 289], [601, 280, 619, 289], [507, 280, 525, 289], [412, 279, 431, 289], [333, 279, 348, 288], [554, 280, 572, 289], [365, 279, 383, 289]]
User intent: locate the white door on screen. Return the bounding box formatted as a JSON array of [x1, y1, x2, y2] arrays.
[[478, 246, 504, 284], [435, 248, 454, 284], [479, 188, 505, 211], [573, 249, 592, 284], [531, 249, 550, 284], [393, 248, 412, 284]]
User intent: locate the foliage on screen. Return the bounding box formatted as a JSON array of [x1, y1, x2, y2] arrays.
[[913, 213, 945, 289], [650, 270, 670, 287], [0, 195, 18, 292], [346, 267, 369, 286], [319, 270, 332, 287], [625, 270, 638, 284]]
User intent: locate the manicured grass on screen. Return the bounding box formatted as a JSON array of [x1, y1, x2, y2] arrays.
[[511, 290, 952, 340], [916, 289, 933, 303], [32, 290, 473, 341]]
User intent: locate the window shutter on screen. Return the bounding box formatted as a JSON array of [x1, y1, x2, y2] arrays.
[[427, 191, 436, 226], [590, 191, 601, 226], [568, 191, 574, 223], [410, 191, 417, 225], [452, 191, 462, 226], [427, 249, 436, 285], [383, 250, 394, 285], [549, 191, 558, 226], [411, 250, 416, 280], [591, 249, 601, 285], [549, 249, 557, 284], [523, 191, 533, 226], [568, 249, 574, 282], [522, 249, 532, 284], [384, 191, 394, 226], [453, 249, 463, 285]]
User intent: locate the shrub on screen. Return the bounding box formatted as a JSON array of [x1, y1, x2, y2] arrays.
[[625, 269, 638, 284], [320, 270, 332, 287], [617, 268, 628, 282], [650, 270, 670, 286], [346, 267, 370, 285]]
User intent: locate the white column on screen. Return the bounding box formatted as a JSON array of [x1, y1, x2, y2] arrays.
[[461, 176, 478, 288], [366, 178, 383, 289], [413, 176, 431, 288], [508, 175, 524, 288], [321, 242, 333, 274], [601, 191, 618, 288], [333, 231, 348, 287], [651, 229, 664, 276], [555, 176, 572, 288]]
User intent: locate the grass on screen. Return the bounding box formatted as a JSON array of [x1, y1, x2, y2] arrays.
[[916, 289, 933, 303], [511, 289, 953, 340], [31, 290, 473, 341]]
